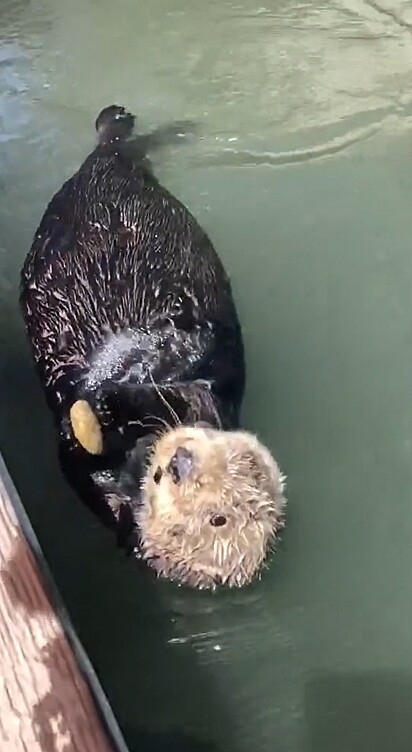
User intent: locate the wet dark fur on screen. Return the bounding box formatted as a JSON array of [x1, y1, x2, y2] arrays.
[[20, 105, 245, 550]]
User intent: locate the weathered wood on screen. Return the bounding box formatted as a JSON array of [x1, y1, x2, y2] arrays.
[[0, 452, 130, 752]]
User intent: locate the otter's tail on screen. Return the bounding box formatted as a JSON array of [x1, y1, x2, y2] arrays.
[[95, 105, 135, 146]]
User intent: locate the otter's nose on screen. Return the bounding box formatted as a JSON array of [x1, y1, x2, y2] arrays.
[[167, 446, 193, 484]]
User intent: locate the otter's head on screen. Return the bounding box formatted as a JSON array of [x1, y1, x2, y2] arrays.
[[137, 425, 286, 590]]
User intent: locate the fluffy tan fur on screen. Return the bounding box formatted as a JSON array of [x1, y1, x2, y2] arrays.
[[137, 425, 286, 589]]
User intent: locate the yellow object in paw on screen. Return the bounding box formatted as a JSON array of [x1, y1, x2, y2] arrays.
[[69, 400, 103, 455]]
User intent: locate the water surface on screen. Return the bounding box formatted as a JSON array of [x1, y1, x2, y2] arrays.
[[2, 1, 412, 750]]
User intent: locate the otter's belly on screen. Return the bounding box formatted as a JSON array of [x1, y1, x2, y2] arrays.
[[84, 322, 215, 391]]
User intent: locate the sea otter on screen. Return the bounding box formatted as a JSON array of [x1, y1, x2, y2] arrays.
[[20, 105, 286, 588]]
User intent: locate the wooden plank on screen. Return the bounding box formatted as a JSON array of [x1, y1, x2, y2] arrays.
[[0, 451, 130, 752]]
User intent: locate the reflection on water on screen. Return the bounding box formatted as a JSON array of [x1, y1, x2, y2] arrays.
[[2, 1, 412, 750]]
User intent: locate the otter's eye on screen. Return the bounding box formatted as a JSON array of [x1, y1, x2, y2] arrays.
[[210, 514, 227, 527], [153, 467, 162, 484]]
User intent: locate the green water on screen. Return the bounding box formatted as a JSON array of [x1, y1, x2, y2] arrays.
[[2, 1, 412, 750]]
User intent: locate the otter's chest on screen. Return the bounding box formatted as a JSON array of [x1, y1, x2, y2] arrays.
[[84, 319, 213, 392]]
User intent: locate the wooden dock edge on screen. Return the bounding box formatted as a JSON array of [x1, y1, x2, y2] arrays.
[[0, 450, 131, 752]]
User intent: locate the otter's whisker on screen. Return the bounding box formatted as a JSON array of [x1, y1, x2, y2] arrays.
[[149, 374, 181, 428], [141, 414, 171, 433]]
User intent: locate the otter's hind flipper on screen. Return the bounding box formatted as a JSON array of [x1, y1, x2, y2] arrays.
[[115, 119, 199, 172], [138, 120, 198, 152], [95, 105, 135, 146]]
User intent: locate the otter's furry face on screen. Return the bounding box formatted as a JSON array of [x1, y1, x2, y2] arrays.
[[137, 426, 286, 590]]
